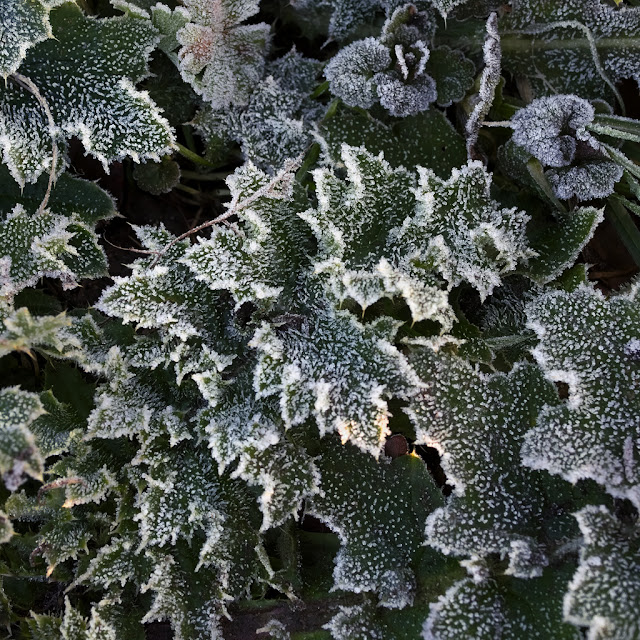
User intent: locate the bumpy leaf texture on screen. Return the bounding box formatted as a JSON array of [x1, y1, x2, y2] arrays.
[[0, 0, 62, 78], [565, 505, 640, 640], [307, 437, 443, 608], [252, 308, 418, 457], [177, 0, 270, 109], [407, 345, 557, 577], [522, 284, 640, 507], [0, 2, 174, 186]]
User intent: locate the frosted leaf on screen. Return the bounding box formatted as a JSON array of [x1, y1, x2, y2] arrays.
[[30, 391, 83, 458], [98, 225, 231, 344], [134, 447, 228, 548], [0, 167, 114, 301], [0, 3, 175, 186], [251, 307, 418, 457], [393, 161, 533, 301], [266, 48, 323, 96], [0, 511, 13, 544], [522, 285, 640, 507], [150, 3, 189, 55], [324, 38, 391, 109], [0, 387, 45, 491], [301, 145, 454, 326], [200, 378, 319, 531], [176, 0, 269, 109], [524, 206, 604, 284], [546, 161, 624, 201], [375, 72, 436, 117], [511, 96, 597, 168], [0, 307, 74, 358], [307, 437, 443, 608], [325, 602, 386, 640], [183, 162, 311, 309], [407, 347, 557, 577], [503, 0, 640, 100], [564, 505, 640, 640], [426, 46, 475, 107], [75, 535, 154, 591], [0, 0, 63, 78], [317, 106, 467, 179], [423, 567, 580, 639]]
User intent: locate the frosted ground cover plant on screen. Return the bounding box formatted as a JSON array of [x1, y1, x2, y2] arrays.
[[1, 0, 640, 638]]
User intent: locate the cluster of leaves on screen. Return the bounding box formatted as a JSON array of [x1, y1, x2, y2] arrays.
[[2, 0, 640, 639]]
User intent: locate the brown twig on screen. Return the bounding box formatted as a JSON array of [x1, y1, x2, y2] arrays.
[[10, 73, 58, 213]]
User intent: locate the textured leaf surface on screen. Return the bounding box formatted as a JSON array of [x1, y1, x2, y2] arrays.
[[252, 308, 418, 457], [407, 346, 558, 577], [423, 565, 580, 639], [308, 437, 443, 608], [565, 505, 640, 640], [503, 0, 640, 100], [183, 162, 311, 310], [0, 2, 174, 186], [0, 0, 61, 78], [176, 0, 269, 109], [522, 284, 640, 506], [0, 387, 45, 491]]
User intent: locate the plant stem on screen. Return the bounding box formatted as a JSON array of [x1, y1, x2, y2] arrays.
[[176, 143, 217, 168], [607, 198, 640, 267]]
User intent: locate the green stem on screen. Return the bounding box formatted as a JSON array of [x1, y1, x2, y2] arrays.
[[175, 183, 201, 196], [176, 143, 217, 168], [607, 198, 640, 267]]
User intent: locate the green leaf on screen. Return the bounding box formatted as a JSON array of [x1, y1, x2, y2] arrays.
[[183, 162, 312, 310], [565, 505, 640, 639], [318, 107, 467, 179], [0, 2, 175, 186], [523, 206, 604, 283], [0, 0, 63, 78], [133, 156, 181, 195], [0, 387, 45, 491], [502, 0, 640, 102], [425, 46, 476, 107], [522, 284, 640, 506], [423, 563, 581, 639], [407, 346, 558, 577], [308, 437, 443, 608], [251, 307, 418, 457]]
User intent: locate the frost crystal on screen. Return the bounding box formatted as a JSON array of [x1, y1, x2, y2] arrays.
[[407, 346, 557, 577], [564, 505, 640, 640], [522, 284, 640, 507], [0, 3, 175, 186], [546, 160, 623, 201], [308, 438, 442, 608], [251, 307, 418, 457], [177, 0, 270, 109]]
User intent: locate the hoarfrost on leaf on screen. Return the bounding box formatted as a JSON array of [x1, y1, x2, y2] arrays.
[[0, 3, 175, 186], [176, 0, 270, 109], [251, 307, 418, 457], [407, 346, 557, 576], [546, 161, 623, 201], [522, 284, 640, 507], [564, 505, 640, 640], [307, 437, 442, 608]]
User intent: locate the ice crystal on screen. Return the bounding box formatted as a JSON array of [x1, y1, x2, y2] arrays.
[[251, 307, 418, 457], [407, 346, 557, 577], [307, 437, 442, 608], [0, 3, 175, 186], [564, 505, 640, 640], [176, 0, 270, 109], [522, 284, 640, 507]]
